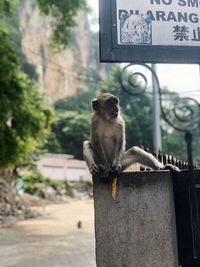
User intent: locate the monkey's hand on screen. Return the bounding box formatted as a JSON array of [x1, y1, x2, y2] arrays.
[[162, 164, 181, 172], [89, 163, 100, 176], [111, 162, 122, 174]]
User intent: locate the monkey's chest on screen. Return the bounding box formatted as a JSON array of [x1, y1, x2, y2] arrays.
[[102, 132, 117, 147], [100, 127, 120, 162]]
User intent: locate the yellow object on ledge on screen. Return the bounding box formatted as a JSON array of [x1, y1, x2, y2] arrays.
[[112, 177, 118, 200]]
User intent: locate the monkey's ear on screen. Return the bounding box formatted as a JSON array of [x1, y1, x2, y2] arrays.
[[92, 99, 99, 111]]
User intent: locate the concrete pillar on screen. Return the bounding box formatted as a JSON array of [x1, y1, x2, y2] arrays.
[[93, 171, 179, 267]]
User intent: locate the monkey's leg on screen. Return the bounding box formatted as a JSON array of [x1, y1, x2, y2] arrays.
[[83, 141, 100, 174], [121, 146, 163, 171]]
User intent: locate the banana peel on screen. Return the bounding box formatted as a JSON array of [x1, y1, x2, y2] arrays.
[[112, 177, 118, 201]]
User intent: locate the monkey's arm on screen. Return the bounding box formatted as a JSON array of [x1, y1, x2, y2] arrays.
[[91, 117, 111, 171], [114, 144, 124, 164], [112, 138, 124, 172], [92, 141, 111, 171], [83, 141, 100, 175], [112, 121, 125, 172]]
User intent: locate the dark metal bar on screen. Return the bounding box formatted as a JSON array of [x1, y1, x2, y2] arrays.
[[185, 131, 200, 261]]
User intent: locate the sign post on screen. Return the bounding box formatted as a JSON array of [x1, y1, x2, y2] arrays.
[[152, 64, 162, 154]]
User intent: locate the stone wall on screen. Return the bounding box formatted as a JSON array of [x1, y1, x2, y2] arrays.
[[93, 171, 179, 267]]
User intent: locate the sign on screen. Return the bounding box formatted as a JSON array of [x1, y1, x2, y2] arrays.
[[99, 0, 200, 63]]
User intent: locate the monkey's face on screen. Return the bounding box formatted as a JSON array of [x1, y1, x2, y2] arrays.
[[104, 97, 119, 121], [92, 94, 120, 121]]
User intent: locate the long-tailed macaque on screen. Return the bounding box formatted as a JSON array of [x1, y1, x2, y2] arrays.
[[83, 93, 180, 182]]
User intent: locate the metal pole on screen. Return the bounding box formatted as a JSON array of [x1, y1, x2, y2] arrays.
[[152, 64, 162, 154]]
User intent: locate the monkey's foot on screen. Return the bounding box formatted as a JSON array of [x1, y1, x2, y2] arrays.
[[162, 164, 181, 172], [111, 163, 122, 173]]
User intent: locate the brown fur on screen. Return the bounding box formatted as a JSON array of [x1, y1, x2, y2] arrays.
[[83, 93, 180, 181]]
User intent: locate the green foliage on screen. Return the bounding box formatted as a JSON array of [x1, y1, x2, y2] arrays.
[[162, 121, 200, 163], [36, 0, 87, 50], [0, 0, 38, 80], [49, 111, 91, 159], [20, 171, 59, 195], [6, 3, 38, 80], [159, 89, 200, 162], [46, 81, 100, 158], [0, 0, 18, 15], [0, 4, 53, 169], [0, 0, 92, 171], [0, 49, 53, 168], [19, 171, 76, 197], [63, 179, 74, 197]]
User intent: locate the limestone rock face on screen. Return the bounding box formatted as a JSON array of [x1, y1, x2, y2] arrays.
[[19, 0, 92, 103]]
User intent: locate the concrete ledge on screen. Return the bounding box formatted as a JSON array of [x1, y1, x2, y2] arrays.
[[93, 171, 178, 267]]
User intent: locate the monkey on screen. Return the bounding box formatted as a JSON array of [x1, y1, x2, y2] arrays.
[[83, 93, 180, 182]]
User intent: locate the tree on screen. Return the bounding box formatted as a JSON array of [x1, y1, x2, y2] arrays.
[[51, 111, 90, 159], [0, 0, 18, 15], [161, 97, 200, 163], [46, 85, 100, 158], [5, 2, 38, 80], [0, 1, 53, 171], [0, 31, 53, 169], [0, 0, 90, 172], [36, 0, 87, 50]]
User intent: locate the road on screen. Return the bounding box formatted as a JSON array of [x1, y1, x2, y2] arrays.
[[0, 199, 96, 267]]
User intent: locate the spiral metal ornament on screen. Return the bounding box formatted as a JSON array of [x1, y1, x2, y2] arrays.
[[172, 97, 200, 132], [120, 63, 200, 133], [120, 64, 148, 96]]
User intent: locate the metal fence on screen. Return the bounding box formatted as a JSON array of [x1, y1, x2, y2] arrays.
[[139, 147, 200, 171]]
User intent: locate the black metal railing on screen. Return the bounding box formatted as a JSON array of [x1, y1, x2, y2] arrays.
[[138, 147, 190, 171]]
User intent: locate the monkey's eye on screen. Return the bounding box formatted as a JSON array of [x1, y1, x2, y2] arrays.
[[110, 98, 118, 105]]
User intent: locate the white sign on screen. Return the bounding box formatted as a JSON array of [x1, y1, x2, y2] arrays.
[[117, 0, 200, 46]]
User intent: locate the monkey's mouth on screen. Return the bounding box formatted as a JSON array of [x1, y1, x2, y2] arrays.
[[113, 111, 118, 117]]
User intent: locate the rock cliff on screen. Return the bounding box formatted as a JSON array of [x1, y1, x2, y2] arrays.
[[19, 0, 97, 103]]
